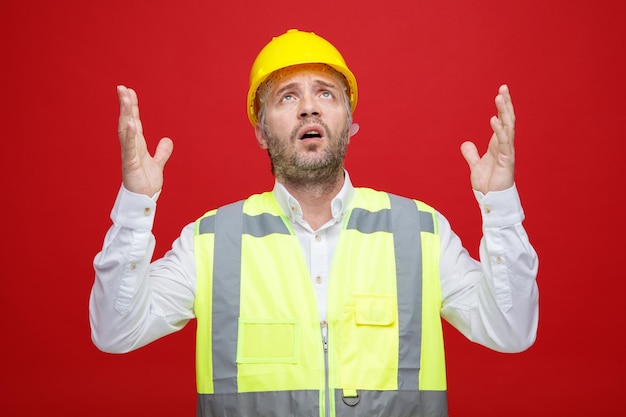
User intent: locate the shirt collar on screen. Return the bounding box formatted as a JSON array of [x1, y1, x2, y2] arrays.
[[273, 170, 356, 225]]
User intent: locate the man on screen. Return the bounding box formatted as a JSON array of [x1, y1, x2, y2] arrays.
[[90, 29, 538, 417]]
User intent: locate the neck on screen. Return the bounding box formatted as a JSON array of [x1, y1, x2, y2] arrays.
[[279, 171, 345, 231]]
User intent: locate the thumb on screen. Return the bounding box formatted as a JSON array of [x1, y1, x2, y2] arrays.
[[460, 141, 479, 168], [153, 137, 174, 170]]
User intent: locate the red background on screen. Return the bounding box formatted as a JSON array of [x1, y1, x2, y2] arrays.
[[1, 0, 624, 415]]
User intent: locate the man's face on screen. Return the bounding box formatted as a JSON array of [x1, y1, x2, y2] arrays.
[[255, 64, 351, 185]]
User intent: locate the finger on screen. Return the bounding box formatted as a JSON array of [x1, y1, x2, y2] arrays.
[[127, 88, 144, 136], [490, 115, 514, 158], [493, 100, 515, 151], [496, 85, 515, 135], [117, 86, 141, 162], [153, 137, 174, 170], [117, 85, 133, 140], [120, 119, 139, 164], [499, 84, 515, 120], [460, 140, 480, 168]]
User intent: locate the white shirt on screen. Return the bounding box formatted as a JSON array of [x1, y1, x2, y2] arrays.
[[89, 172, 539, 354]]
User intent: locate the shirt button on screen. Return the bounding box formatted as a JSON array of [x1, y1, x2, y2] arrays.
[[129, 262, 137, 270], [315, 276, 323, 284], [484, 205, 492, 214], [144, 207, 152, 216], [314, 234, 321, 242], [495, 256, 503, 263]]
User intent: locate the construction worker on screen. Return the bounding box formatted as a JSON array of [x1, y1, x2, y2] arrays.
[[90, 29, 539, 417]]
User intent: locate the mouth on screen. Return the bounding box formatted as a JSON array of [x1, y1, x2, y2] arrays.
[[298, 126, 325, 141]]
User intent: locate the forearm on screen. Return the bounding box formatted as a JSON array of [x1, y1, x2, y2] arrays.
[[89, 186, 196, 353], [440, 185, 539, 353]]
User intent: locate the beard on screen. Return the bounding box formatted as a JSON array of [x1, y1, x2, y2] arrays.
[[264, 118, 350, 188]]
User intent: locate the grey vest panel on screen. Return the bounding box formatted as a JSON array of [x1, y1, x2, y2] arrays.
[[197, 390, 319, 417], [389, 194, 423, 391], [334, 389, 448, 417], [211, 200, 244, 394], [199, 210, 289, 237], [197, 389, 447, 417], [243, 212, 291, 237], [346, 207, 392, 233]]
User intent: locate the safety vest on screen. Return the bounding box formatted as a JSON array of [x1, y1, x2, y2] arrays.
[[193, 188, 447, 417]]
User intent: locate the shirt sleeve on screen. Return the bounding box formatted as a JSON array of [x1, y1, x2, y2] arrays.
[[438, 184, 539, 353], [89, 185, 197, 353]]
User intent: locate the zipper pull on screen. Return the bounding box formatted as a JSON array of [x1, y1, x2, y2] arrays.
[[323, 335, 328, 352]]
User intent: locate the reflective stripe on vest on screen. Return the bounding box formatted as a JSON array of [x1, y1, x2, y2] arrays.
[[193, 189, 447, 417]]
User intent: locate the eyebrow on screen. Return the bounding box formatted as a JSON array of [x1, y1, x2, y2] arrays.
[[273, 79, 340, 99]]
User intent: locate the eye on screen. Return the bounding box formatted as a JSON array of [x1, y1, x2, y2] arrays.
[[320, 91, 333, 99], [281, 94, 294, 102]]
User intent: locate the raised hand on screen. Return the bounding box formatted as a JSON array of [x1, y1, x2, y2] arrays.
[[117, 85, 173, 197], [460, 84, 516, 194]]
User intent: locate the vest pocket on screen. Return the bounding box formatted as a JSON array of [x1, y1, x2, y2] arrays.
[[354, 294, 396, 326], [236, 318, 300, 364], [337, 294, 399, 390]]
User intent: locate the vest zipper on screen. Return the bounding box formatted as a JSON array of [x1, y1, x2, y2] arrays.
[[322, 330, 330, 417]]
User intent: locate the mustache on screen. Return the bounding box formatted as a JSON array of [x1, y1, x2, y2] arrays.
[[290, 117, 331, 141]]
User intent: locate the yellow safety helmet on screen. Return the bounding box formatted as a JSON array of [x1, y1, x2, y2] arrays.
[[247, 29, 358, 126]]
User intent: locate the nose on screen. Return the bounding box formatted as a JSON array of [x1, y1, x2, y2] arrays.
[[298, 94, 320, 119]]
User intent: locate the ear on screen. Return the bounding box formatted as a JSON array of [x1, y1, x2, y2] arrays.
[[349, 123, 360, 138], [254, 124, 269, 149]]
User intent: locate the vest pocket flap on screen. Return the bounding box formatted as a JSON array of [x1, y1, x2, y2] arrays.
[[237, 319, 299, 364], [354, 295, 397, 326]]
